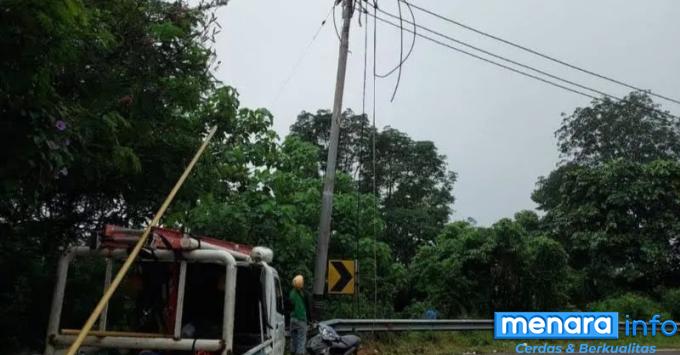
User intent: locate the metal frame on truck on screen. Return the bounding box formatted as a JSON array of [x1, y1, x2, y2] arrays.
[[44, 225, 279, 355]]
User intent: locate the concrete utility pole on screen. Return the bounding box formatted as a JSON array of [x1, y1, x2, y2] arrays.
[[312, 0, 354, 318]]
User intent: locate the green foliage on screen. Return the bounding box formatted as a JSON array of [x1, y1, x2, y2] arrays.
[[514, 210, 541, 235], [4, 0, 680, 350], [410, 217, 569, 317], [524, 236, 569, 310], [364, 330, 680, 355], [1, 0, 215, 210], [0, 0, 231, 350], [290, 112, 457, 263], [290, 109, 371, 174], [534, 92, 680, 305], [286, 109, 462, 318], [371, 128, 457, 262], [662, 289, 680, 319], [590, 293, 664, 320], [535, 159, 680, 301], [556, 92, 680, 165]]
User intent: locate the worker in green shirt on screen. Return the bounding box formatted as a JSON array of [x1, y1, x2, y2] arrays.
[[289, 274, 309, 355]]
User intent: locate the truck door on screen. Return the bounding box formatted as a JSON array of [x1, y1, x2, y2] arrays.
[[258, 266, 285, 355], [272, 275, 286, 355], [260, 266, 286, 355]]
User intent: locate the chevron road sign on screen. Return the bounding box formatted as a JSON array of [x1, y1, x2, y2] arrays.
[[328, 259, 356, 295]]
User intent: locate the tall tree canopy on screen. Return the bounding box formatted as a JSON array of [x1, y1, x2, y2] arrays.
[[289, 111, 457, 262], [371, 128, 456, 262], [1, 0, 222, 247], [410, 212, 569, 317], [534, 159, 680, 302], [290, 109, 371, 174], [534, 92, 680, 303], [556, 92, 680, 165], [0, 0, 269, 349]]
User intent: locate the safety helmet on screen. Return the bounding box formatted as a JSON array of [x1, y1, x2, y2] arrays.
[[292, 275, 304, 289]]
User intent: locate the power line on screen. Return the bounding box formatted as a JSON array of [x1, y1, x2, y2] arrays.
[[372, 14, 596, 99], [361, 0, 416, 102], [353, 0, 370, 319], [357, 0, 418, 102], [375, 8, 621, 104], [373, 0, 416, 79], [401, 0, 680, 106], [371, 0, 379, 325], [388, 0, 404, 102], [332, 1, 342, 42], [271, 5, 333, 105], [370, 13, 679, 120]]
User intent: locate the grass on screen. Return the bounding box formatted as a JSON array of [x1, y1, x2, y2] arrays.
[[358, 331, 680, 355]]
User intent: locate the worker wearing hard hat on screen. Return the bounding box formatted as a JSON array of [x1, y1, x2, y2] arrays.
[[289, 275, 309, 355]]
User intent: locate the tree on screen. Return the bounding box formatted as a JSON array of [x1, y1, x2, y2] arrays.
[[410, 217, 569, 317], [289, 113, 457, 263], [534, 92, 680, 303], [173, 135, 401, 320], [289, 109, 371, 175], [524, 236, 569, 310], [537, 92, 680, 211], [535, 160, 680, 302], [556, 92, 680, 165], [0, 0, 239, 350], [365, 128, 457, 262], [0, 0, 225, 253]]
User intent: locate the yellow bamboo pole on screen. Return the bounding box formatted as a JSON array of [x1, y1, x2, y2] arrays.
[[65, 126, 218, 355]]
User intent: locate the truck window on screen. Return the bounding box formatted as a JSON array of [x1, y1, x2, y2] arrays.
[[275, 276, 284, 314], [233, 265, 267, 355], [182, 264, 225, 338], [64, 259, 178, 335]]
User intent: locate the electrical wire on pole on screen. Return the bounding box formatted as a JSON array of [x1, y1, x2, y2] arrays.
[[371, 0, 379, 326], [374, 0, 416, 79], [272, 4, 334, 106], [369, 0, 418, 102], [369, 12, 679, 120], [332, 1, 343, 43], [387, 0, 403, 102], [352, 0, 371, 320], [372, 10, 626, 105], [400, 0, 680, 106]]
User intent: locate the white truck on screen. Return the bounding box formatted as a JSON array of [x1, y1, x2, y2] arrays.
[[44, 224, 287, 355]]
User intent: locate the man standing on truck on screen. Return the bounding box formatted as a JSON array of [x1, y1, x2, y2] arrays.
[[289, 274, 309, 355]]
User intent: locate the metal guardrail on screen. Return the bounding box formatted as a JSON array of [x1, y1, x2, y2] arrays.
[[322, 319, 493, 332], [322, 319, 679, 333]]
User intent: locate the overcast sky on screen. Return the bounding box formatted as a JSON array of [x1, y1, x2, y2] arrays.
[[213, 0, 680, 226]]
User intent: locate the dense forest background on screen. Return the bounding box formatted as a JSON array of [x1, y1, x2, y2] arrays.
[[3, 0, 680, 352]]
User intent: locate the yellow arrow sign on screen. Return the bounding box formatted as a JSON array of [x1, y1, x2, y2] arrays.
[[328, 259, 356, 295]]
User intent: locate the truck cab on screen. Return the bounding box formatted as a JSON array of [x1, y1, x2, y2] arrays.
[[44, 225, 286, 355]]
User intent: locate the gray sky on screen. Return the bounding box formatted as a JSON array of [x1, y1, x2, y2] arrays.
[[213, 0, 680, 226]]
